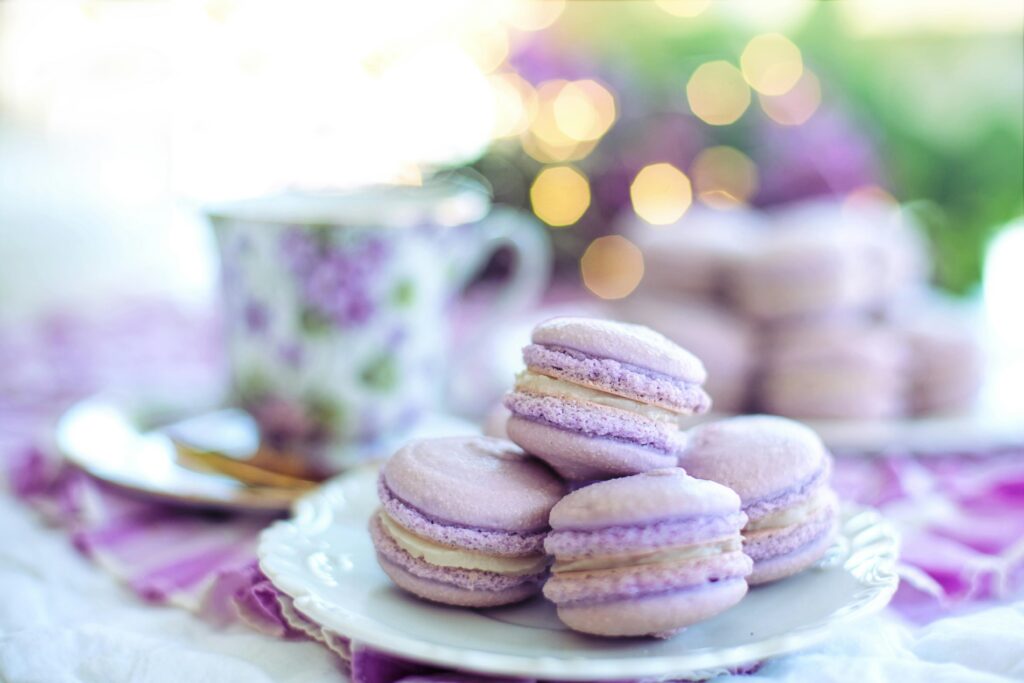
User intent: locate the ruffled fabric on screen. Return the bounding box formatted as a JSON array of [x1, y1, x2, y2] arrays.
[[3, 303, 1024, 680]]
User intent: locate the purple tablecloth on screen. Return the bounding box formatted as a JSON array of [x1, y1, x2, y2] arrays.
[[3, 302, 1023, 682]]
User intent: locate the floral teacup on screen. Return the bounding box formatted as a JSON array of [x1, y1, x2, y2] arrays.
[[207, 179, 550, 473]]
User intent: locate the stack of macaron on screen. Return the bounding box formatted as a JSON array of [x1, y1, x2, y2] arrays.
[[616, 299, 755, 414], [370, 316, 841, 640], [756, 319, 907, 421], [898, 315, 985, 416], [503, 317, 711, 482], [617, 197, 983, 419]]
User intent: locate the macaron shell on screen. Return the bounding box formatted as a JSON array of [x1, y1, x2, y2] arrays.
[[382, 436, 564, 532], [680, 415, 828, 503], [504, 391, 682, 453], [532, 317, 706, 382], [376, 556, 541, 608], [545, 513, 749, 560], [543, 550, 752, 604], [506, 416, 677, 482], [524, 344, 711, 414], [370, 515, 544, 607], [548, 468, 742, 530], [747, 523, 837, 586], [378, 478, 547, 557], [744, 501, 837, 562], [554, 578, 748, 637]]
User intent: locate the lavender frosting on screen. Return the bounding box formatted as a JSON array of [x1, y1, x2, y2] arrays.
[[369, 515, 546, 592], [544, 513, 749, 559], [377, 479, 548, 557], [523, 344, 711, 414], [503, 391, 683, 454]]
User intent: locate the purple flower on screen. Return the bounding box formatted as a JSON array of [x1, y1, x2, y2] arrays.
[[286, 235, 386, 330], [753, 107, 882, 206], [277, 342, 303, 368], [244, 300, 270, 333]]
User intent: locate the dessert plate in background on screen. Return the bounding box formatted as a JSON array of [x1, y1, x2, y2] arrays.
[[57, 396, 477, 513], [259, 467, 899, 681]]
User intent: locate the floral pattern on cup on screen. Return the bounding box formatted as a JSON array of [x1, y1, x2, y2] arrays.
[[209, 189, 550, 471]]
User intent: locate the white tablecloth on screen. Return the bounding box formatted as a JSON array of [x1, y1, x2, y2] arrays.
[[1, 489, 1021, 683]]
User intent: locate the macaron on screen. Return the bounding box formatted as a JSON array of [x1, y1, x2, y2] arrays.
[[613, 298, 755, 414], [680, 415, 839, 585], [899, 314, 984, 417], [729, 210, 878, 321], [625, 206, 762, 301], [504, 317, 711, 481], [543, 468, 751, 637], [370, 436, 565, 607], [756, 319, 907, 420]]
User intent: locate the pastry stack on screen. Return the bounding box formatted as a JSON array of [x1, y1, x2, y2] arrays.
[[619, 199, 983, 420], [370, 316, 841, 639]]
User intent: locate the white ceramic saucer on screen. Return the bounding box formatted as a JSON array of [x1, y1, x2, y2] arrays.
[[259, 467, 900, 680], [56, 396, 477, 513]]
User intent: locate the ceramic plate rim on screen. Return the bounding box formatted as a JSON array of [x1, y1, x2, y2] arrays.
[[259, 468, 901, 680]]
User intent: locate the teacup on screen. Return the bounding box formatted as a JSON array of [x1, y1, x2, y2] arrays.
[[206, 178, 550, 473]]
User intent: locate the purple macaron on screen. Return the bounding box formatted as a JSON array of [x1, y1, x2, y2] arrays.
[[370, 436, 565, 607], [680, 415, 839, 585], [543, 468, 751, 637], [504, 317, 711, 481]]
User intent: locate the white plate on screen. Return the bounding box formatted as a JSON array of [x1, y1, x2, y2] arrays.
[[259, 467, 900, 681]]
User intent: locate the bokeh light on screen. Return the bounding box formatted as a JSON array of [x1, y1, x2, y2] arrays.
[[740, 33, 803, 95], [489, 72, 537, 138], [552, 79, 617, 142], [530, 165, 591, 227], [691, 146, 759, 208], [505, 0, 566, 31], [758, 69, 821, 125], [630, 162, 693, 225], [581, 235, 645, 300], [686, 61, 751, 125], [523, 79, 601, 162], [654, 0, 711, 18]]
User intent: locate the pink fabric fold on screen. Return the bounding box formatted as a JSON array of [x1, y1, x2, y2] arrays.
[[3, 302, 1024, 681]]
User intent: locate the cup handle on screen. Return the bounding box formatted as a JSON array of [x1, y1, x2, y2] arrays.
[[452, 206, 552, 342]]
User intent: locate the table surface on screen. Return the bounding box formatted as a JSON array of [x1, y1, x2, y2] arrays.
[[2, 486, 1022, 683], [2, 302, 1023, 683]]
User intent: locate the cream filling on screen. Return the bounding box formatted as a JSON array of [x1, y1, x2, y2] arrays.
[[378, 512, 548, 576], [514, 370, 679, 423], [553, 537, 741, 574], [745, 488, 836, 532]]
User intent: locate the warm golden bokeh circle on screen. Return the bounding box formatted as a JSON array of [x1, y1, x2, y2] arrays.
[[530, 165, 591, 227], [630, 162, 693, 225], [553, 79, 617, 142], [691, 145, 760, 208], [581, 235, 646, 300], [686, 60, 751, 125], [740, 33, 803, 96]]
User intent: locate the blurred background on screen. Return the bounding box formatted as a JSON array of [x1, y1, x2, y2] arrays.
[[1, 0, 1022, 431]]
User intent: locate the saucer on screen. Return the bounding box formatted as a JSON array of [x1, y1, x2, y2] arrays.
[[56, 397, 477, 513], [259, 467, 900, 680]]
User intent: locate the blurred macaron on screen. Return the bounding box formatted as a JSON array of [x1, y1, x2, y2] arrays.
[[624, 206, 763, 302], [756, 318, 907, 420], [611, 297, 755, 414]]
